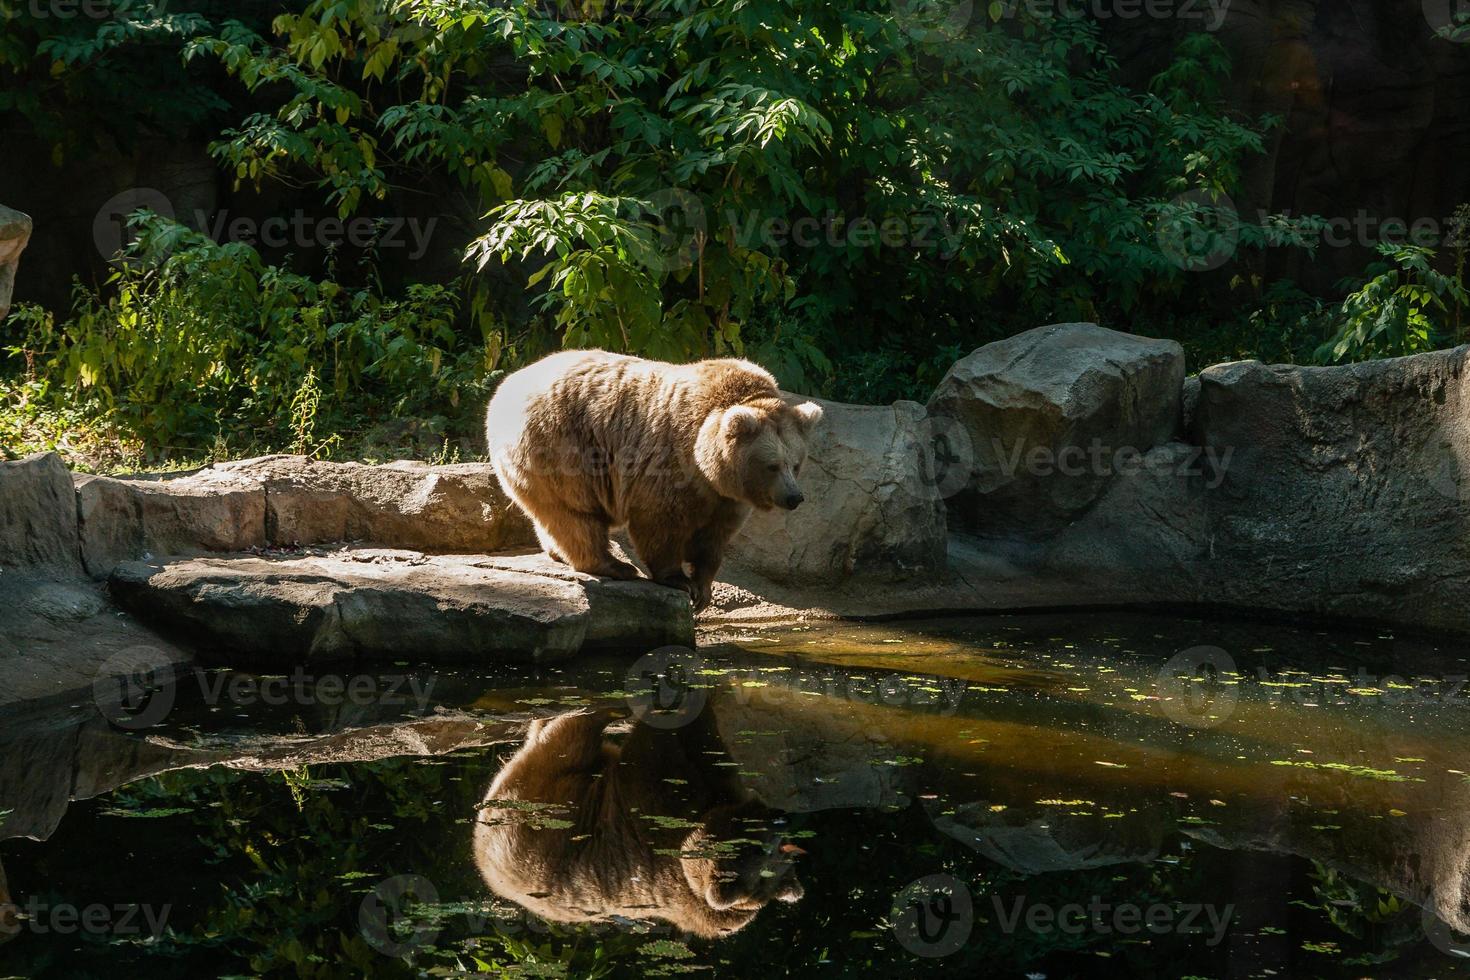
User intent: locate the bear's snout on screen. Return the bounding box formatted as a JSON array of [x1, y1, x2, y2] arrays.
[[782, 491, 805, 510]]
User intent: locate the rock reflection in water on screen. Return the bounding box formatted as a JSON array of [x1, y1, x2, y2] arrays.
[[474, 706, 804, 938]]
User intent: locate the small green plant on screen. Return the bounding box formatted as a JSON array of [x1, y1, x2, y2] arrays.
[[288, 367, 341, 458], [1316, 243, 1470, 363]]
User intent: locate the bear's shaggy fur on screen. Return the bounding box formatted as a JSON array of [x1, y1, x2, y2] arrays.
[[486, 350, 823, 610], [473, 709, 804, 938]]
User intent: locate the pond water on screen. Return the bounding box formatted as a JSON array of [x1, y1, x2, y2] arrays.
[[2, 613, 1470, 978]]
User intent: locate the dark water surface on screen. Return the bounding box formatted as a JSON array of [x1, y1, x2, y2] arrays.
[[3, 613, 1470, 978]]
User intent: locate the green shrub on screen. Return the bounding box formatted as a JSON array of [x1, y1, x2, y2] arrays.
[[1316, 243, 1470, 364], [6, 213, 501, 450], [187, 0, 1319, 394]]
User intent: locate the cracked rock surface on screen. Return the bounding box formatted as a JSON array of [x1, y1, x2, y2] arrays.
[[109, 549, 693, 666], [927, 321, 1185, 538], [729, 398, 947, 584]]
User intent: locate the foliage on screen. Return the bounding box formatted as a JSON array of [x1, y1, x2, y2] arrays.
[[1315, 243, 1470, 364], [182, 0, 1316, 396], [5, 213, 502, 452], [4, 0, 1468, 468], [0, 0, 254, 161]]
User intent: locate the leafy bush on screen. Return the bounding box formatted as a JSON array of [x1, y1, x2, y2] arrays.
[[14, 0, 1457, 468], [7, 213, 501, 451], [1316, 243, 1470, 363], [186, 0, 1317, 398], [0, 0, 252, 161]]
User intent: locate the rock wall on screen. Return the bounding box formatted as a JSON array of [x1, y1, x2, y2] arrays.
[[1190, 351, 1470, 630], [0, 453, 688, 676], [0, 453, 80, 574], [926, 322, 1185, 538], [921, 323, 1470, 633], [7, 329, 1470, 656], [730, 398, 947, 584], [74, 455, 536, 578]]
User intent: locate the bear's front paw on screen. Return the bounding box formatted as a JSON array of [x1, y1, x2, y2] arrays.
[[656, 572, 701, 608], [690, 582, 712, 613], [686, 578, 714, 613]]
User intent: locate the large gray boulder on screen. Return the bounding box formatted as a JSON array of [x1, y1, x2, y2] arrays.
[[729, 399, 947, 584], [0, 453, 80, 573], [109, 549, 692, 665], [0, 458, 193, 712], [1037, 442, 1213, 602], [927, 322, 1185, 536], [75, 468, 267, 577], [1190, 350, 1470, 631], [215, 455, 535, 554], [0, 205, 31, 323], [72, 456, 538, 579]]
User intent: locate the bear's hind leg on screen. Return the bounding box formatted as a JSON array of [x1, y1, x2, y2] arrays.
[[628, 517, 696, 603], [530, 521, 568, 565], [538, 505, 640, 580]]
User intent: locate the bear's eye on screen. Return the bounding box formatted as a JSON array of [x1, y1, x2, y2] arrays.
[[794, 463, 802, 476], [767, 463, 781, 473]]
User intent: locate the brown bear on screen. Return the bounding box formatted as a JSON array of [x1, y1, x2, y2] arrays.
[[473, 707, 804, 938], [485, 350, 823, 610]]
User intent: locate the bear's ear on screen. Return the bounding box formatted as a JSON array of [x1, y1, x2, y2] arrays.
[[791, 401, 824, 436], [721, 405, 764, 442]]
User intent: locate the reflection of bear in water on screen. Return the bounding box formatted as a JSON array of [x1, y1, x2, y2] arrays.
[[473, 707, 804, 938]]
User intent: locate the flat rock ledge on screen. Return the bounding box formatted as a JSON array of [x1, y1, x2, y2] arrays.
[[109, 549, 693, 666]]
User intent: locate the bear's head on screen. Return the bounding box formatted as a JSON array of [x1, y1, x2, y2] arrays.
[[696, 397, 824, 510]]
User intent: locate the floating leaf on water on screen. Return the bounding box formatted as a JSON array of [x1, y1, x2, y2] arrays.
[[1269, 760, 1421, 783], [639, 940, 695, 960], [99, 806, 194, 819]]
